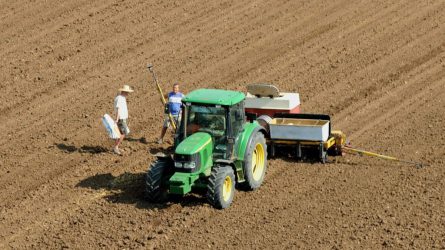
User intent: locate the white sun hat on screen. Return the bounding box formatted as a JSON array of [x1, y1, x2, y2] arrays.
[[119, 85, 134, 93]]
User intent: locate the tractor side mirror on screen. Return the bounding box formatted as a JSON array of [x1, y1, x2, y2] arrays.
[[234, 110, 243, 120], [245, 112, 257, 123]]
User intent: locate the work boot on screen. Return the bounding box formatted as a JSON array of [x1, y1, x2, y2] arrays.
[[113, 147, 122, 155], [157, 138, 163, 144]]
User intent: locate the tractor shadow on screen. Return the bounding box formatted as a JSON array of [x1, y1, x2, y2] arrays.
[[76, 172, 208, 210], [148, 146, 174, 156]]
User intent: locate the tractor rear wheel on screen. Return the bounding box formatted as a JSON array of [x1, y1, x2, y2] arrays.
[[243, 132, 267, 190], [207, 166, 236, 209], [145, 160, 173, 203]]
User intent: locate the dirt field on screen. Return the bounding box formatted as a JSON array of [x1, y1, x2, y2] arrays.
[[1, 0, 444, 249]]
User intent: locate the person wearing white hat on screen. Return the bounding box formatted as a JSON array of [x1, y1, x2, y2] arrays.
[[113, 85, 134, 155]]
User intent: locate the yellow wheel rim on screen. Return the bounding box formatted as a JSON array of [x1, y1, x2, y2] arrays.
[[222, 175, 233, 202], [252, 143, 265, 181]]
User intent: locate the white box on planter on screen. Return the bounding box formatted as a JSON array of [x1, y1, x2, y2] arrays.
[[269, 118, 329, 142]]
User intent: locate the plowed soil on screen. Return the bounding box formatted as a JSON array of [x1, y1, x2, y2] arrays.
[[1, 0, 444, 249]]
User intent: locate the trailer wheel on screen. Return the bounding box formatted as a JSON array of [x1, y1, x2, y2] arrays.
[[145, 160, 173, 202], [321, 152, 328, 163], [207, 166, 235, 209], [243, 132, 268, 190], [319, 142, 328, 164]]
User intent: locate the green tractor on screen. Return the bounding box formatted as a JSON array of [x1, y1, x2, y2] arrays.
[[145, 89, 268, 209]]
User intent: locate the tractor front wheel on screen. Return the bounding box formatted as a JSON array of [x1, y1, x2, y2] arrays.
[[243, 132, 268, 190], [145, 160, 173, 203], [207, 166, 236, 209]]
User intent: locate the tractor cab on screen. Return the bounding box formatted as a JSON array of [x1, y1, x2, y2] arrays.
[[175, 89, 245, 160]]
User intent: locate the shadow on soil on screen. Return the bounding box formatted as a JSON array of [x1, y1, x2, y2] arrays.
[[55, 137, 147, 154], [125, 136, 148, 144], [271, 153, 327, 164], [269, 146, 342, 164], [55, 143, 109, 154], [76, 172, 207, 210]]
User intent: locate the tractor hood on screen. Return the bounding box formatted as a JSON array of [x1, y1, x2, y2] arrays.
[[170, 132, 214, 195], [175, 132, 212, 155]]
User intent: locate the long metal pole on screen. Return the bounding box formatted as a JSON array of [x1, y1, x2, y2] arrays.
[[342, 146, 427, 168], [147, 64, 177, 131]]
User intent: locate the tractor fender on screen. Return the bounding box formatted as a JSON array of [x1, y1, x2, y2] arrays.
[[214, 159, 237, 179], [233, 123, 266, 182]]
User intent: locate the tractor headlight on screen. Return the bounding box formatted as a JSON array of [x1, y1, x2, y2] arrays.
[[173, 153, 200, 172], [183, 162, 196, 169]]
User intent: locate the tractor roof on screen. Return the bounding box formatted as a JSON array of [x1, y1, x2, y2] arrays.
[[183, 89, 245, 106]]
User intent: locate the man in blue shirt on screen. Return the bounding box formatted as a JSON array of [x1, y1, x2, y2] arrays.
[[158, 83, 184, 144]]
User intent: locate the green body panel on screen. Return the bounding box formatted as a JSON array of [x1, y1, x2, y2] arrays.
[[169, 172, 200, 194], [235, 121, 261, 161], [233, 121, 261, 181], [183, 89, 245, 106], [169, 132, 213, 195]]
